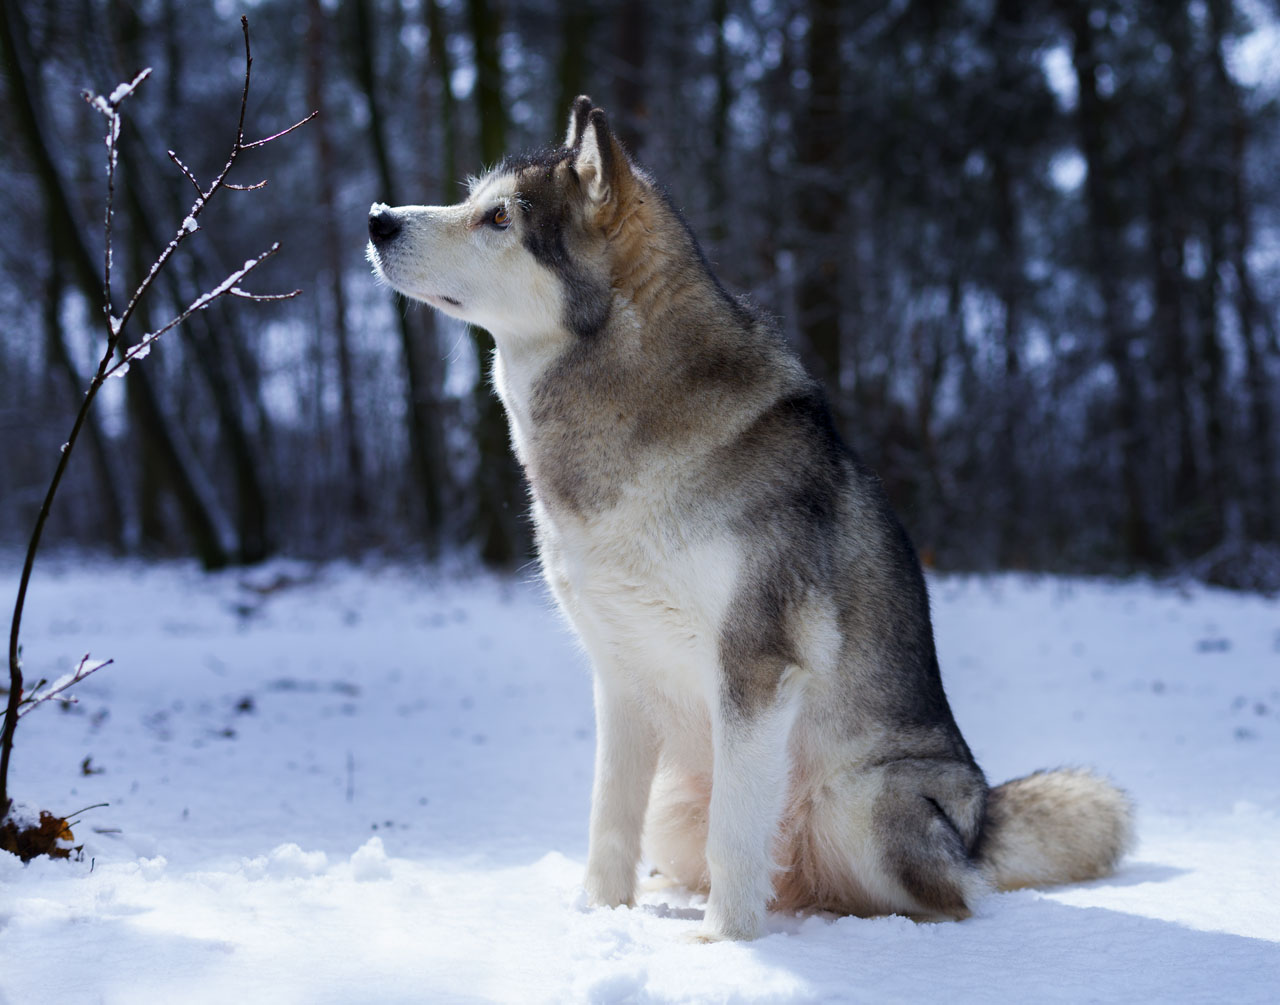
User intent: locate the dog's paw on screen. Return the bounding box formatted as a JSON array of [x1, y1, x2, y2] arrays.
[[684, 929, 719, 944], [686, 921, 758, 943], [583, 868, 636, 909], [700, 897, 763, 941]]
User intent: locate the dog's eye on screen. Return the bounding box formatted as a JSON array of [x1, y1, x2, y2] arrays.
[[488, 206, 511, 229]]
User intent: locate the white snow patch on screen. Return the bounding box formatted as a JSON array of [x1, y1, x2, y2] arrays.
[[240, 843, 329, 880], [138, 855, 168, 880], [349, 835, 391, 881], [1, 561, 1277, 1001], [1, 800, 43, 830]]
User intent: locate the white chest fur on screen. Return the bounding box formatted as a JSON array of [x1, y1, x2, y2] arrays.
[[493, 336, 741, 715], [537, 492, 742, 715]]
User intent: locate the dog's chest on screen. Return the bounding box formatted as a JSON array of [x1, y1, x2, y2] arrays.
[[540, 498, 741, 706]]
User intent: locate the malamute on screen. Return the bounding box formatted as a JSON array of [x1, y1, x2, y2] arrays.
[[367, 97, 1133, 941]]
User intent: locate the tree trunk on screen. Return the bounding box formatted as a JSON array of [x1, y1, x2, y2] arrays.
[[1209, 0, 1276, 543], [1, 0, 234, 566], [352, 0, 447, 552], [1066, 4, 1156, 566], [795, 0, 844, 414], [308, 0, 368, 531], [708, 0, 731, 249], [42, 255, 127, 550], [120, 179, 235, 569], [553, 0, 594, 136], [426, 0, 459, 192], [467, 0, 527, 567], [988, 0, 1028, 565], [611, 0, 649, 158]]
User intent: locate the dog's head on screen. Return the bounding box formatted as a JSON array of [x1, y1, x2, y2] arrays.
[[367, 96, 645, 347]]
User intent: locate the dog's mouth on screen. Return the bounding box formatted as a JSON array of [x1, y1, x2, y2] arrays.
[[425, 293, 462, 308]]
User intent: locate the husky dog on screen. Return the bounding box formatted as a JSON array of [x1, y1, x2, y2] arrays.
[[367, 97, 1133, 941]]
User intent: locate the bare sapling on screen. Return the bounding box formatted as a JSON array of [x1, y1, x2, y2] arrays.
[[0, 16, 315, 861]]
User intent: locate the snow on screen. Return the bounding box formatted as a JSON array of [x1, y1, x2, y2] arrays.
[[108, 70, 152, 107], [182, 216, 198, 234], [2, 559, 1277, 1002]]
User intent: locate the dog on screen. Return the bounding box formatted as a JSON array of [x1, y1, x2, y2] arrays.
[[366, 96, 1133, 942]]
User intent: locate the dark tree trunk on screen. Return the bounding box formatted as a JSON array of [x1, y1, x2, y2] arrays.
[[707, 0, 732, 250], [795, 0, 844, 415], [352, 0, 447, 552], [609, 0, 648, 158], [1, 0, 234, 568], [308, 0, 368, 530], [1066, 4, 1157, 567], [988, 0, 1029, 565], [42, 255, 127, 551], [1209, 0, 1276, 543], [467, 0, 528, 567], [427, 0, 459, 193], [553, 0, 593, 139]]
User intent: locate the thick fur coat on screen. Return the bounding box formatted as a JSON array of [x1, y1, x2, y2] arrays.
[[367, 97, 1133, 941]]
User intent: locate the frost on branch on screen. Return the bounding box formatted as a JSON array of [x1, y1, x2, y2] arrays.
[[17, 654, 113, 719], [1, 15, 315, 856]]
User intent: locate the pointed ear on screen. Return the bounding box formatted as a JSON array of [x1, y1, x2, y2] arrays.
[[573, 108, 627, 207], [564, 95, 594, 149]]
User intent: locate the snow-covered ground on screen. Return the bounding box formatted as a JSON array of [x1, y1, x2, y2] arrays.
[[1, 557, 1277, 1003]]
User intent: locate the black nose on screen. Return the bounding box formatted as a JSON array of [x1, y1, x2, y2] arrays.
[[368, 207, 402, 243]]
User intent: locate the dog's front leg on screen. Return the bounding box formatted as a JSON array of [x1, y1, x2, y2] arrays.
[[700, 684, 800, 941], [584, 671, 658, 908]]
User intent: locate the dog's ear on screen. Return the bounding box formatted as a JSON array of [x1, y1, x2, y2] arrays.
[[565, 95, 594, 150], [573, 108, 629, 207]]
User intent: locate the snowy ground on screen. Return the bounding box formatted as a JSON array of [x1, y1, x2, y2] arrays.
[[1, 556, 1278, 1003]]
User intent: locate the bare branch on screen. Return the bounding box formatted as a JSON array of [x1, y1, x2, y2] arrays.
[[82, 67, 151, 117], [226, 179, 268, 192], [229, 287, 302, 301], [240, 110, 319, 150], [105, 243, 284, 378], [236, 15, 252, 148], [167, 149, 203, 196], [17, 655, 113, 719], [2, 16, 311, 816]]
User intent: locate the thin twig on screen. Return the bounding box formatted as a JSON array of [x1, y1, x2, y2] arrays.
[[104, 244, 298, 378], [240, 110, 318, 150], [167, 149, 203, 196], [235, 14, 252, 148], [65, 803, 111, 825], [1, 16, 313, 816], [229, 287, 302, 301], [17, 655, 113, 718]]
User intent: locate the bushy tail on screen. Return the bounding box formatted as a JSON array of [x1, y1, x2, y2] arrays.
[[978, 769, 1134, 891]]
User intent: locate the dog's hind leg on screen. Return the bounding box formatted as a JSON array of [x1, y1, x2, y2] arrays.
[[699, 670, 803, 941], [867, 758, 991, 921], [584, 670, 660, 908]]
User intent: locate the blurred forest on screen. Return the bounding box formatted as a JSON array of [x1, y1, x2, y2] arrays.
[[2, 0, 1279, 586]]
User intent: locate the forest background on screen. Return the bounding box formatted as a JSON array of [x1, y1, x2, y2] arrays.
[[3, 0, 1278, 587]]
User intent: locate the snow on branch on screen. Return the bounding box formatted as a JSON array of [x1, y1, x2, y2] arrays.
[[105, 244, 299, 378], [17, 655, 113, 719], [83, 67, 152, 118], [107, 16, 313, 348], [2, 14, 314, 821]]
